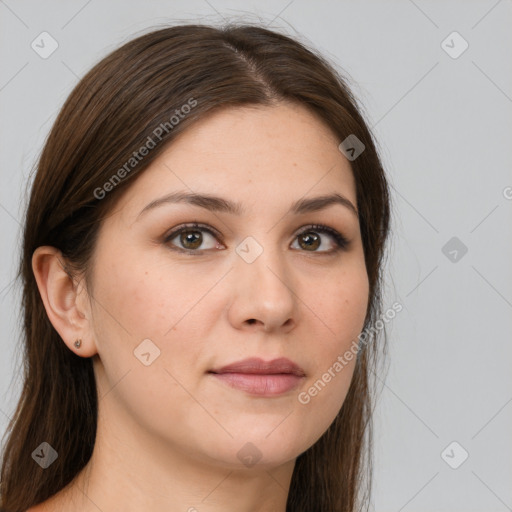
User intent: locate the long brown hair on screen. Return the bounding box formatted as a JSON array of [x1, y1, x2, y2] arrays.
[[0, 23, 391, 511]]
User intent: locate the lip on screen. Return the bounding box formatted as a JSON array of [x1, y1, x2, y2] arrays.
[[209, 357, 305, 396], [211, 357, 305, 376]]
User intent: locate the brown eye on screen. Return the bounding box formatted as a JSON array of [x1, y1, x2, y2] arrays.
[[164, 223, 222, 253], [179, 230, 203, 250], [291, 224, 349, 253], [298, 231, 321, 251], [164, 223, 349, 255]]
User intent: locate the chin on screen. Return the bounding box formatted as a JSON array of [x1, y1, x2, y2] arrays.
[[192, 433, 307, 471]]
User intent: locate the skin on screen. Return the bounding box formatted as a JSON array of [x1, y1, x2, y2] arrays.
[[30, 102, 369, 512]]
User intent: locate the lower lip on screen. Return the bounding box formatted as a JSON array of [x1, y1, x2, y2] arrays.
[[211, 372, 304, 396]]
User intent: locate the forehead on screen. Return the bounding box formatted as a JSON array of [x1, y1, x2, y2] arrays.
[[115, 103, 357, 216]]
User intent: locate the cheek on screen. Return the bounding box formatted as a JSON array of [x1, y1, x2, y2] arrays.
[[312, 263, 369, 349], [296, 264, 368, 423], [90, 247, 226, 397], [92, 244, 206, 338], [89, 252, 215, 438]]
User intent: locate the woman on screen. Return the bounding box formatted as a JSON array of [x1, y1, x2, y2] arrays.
[[0, 23, 391, 512]]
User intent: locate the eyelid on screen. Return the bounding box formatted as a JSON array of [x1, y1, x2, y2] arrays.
[[292, 223, 349, 249], [163, 222, 349, 254], [163, 222, 223, 249]]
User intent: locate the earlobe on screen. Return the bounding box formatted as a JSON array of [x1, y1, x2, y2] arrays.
[[32, 246, 97, 357]]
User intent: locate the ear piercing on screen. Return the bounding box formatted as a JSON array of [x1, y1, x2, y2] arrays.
[[74, 339, 82, 348]]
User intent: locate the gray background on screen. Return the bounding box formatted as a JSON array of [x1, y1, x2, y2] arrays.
[[1, 1, 511, 510]]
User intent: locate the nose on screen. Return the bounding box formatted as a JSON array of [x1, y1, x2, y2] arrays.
[[227, 241, 297, 333]]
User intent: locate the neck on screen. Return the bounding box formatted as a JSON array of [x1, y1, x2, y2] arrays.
[[39, 396, 295, 512]]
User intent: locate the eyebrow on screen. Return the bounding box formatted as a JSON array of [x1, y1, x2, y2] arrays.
[[137, 191, 358, 219]]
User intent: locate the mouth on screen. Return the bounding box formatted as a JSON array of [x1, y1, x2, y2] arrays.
[[208, 357, 305, 396]]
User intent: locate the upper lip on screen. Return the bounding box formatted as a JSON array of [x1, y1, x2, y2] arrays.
[[209, 357, 305, 376]]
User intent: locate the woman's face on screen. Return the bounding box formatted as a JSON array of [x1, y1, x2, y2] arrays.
[[85, 102, 369, 470]]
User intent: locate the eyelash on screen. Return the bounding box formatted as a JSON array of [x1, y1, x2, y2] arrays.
[[163, 222, 350, 255]]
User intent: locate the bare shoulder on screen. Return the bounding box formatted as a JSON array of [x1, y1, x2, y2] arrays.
[[25, 496, 60, 512], [22, 473, 84, 512], [26, 503, 49, 512]]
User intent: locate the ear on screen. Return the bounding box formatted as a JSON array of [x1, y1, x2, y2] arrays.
[[32, 246, 97, 357]]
